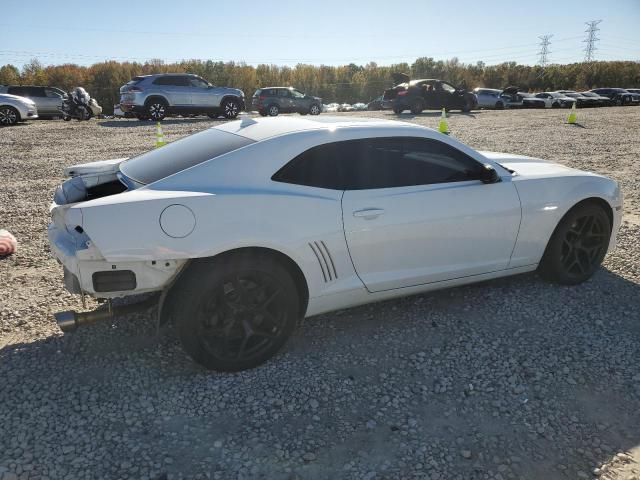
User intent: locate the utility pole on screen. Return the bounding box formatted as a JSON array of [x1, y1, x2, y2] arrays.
[[583, 20, 602, 62], [538, 35, 553, 67]]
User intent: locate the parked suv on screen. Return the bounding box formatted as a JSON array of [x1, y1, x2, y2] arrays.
[[119, 74, 245, 121], [0, 85, 66, 118], [252, 87, 322, 116]]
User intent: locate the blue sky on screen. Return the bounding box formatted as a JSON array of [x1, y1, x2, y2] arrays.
[[1, 0, 638, 68]]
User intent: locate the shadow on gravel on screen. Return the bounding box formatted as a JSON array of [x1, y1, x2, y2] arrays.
[[1, 268, 639, 479], [97, 118, 225, 128], [384, 110, 480, 119]]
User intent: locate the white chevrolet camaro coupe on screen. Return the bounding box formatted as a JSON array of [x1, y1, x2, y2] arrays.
[[48, 116, 623, 371]]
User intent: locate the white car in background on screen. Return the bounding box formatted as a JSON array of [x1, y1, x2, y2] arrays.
[[0, 93, 38, 125], [48, 116, 622, 371], [534, 92, 577, 108]]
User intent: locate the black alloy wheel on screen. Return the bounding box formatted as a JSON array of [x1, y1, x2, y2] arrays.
[[176, 255, 299, 371], [223, 98, 240, 119], [0, 106, 19, 125], [539, 203, 611, 285], [147, 102, 167, 121]]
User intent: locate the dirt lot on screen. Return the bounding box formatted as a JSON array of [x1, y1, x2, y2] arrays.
[[1, 108, 639, 480]]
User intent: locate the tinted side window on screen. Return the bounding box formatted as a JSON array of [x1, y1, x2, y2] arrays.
[[341, 138, 482, 190], [278, 89, 290, 97], [8, 86, 26, 96], [272, 143, 343, 190], [272, 137, 483, 190], [28, 87, 46, 97]]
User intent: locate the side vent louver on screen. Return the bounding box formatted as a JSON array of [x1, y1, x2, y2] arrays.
[[308, 241, 338, 283]]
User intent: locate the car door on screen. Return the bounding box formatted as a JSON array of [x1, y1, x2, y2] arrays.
[[43, 87, 64, 115], [188, 76, 216, 108], [277, 89, 294, 112], [340, 137, 521, 292], [158, 75, 191, 106]]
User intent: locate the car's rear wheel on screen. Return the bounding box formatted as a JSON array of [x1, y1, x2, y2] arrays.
[[309, 104, 321, 115], [222, 98, 240, 119], [176, 254, 300, 371], [267, 104, 279, 116], [538, 202, 611, 285], [146, 100, 167, 121], [0, 106, 19, 125]]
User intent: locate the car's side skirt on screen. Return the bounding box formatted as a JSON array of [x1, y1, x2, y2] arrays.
[[305, 263, 538, 317]]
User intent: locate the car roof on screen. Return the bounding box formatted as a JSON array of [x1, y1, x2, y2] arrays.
[[215, 116, 423, 142]]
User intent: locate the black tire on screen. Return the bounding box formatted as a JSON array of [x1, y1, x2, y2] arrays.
[[0, 106, 20, 125], [495, 101, 504, 110], [175, 253, 300, 371], [309, 104, 321, 115], [393, 106, 403, 114], [461, 97, 473, 112], [63, 115, 71, 121], [551, 102, 560, 109], [538, 202, 611, 285], [146, 99, 167, 121], [267, 104, 280, 117], [410, 100, 423, 115], [222, 98, 240, 119]]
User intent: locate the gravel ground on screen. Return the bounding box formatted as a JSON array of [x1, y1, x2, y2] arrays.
[[1, 108, 639, 480]]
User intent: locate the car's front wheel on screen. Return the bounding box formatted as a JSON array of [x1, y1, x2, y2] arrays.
[[222, 98, 240, 119], [538, 202, 611, 285], [175, 254, 300, 371], [309, 104, 321, 115], [0, 106, 19, 125]]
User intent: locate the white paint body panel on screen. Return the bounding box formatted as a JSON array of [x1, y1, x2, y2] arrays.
[[47, 117, 622, 312]]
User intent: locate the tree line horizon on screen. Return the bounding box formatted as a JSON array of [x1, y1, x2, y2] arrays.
[[1, 57, 638, 114]]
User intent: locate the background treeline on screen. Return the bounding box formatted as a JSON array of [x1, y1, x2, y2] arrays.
[[1, 58, 639, 114]]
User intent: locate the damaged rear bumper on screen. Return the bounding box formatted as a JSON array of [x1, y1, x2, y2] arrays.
[[48, 222, 185, 299]]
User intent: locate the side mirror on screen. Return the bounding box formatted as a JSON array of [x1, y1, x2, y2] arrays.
[[479, 164, 500, 184]]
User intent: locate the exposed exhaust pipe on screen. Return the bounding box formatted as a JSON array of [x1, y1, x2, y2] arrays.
[[54, 295, 159, 333]]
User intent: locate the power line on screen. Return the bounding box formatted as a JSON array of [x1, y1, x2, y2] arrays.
[[538, 35, 553, 67], [583, 20, 602, 62]]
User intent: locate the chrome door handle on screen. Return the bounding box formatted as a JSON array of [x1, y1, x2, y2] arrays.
[[353, 208, 385, 219]]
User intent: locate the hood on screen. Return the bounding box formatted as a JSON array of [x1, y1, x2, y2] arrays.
[[480, 151, 595, 179], [392, 72, 410, 85], [0, 93, 36, 105]]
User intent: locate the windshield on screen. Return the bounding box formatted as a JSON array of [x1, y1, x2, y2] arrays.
[[120, 128, 255, 185]]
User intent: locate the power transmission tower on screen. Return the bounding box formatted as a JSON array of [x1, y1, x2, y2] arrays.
[[538, 35, 553, 67], [583, 20, 602, 62]]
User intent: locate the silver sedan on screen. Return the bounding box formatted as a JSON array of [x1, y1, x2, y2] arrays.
[[0, 94, 38, 125]]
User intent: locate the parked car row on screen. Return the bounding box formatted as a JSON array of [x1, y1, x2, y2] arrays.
[[2, 71, 639, 126], [473, 86, 639, 110]]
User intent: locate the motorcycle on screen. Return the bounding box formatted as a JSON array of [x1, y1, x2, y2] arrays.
[[60, 87, 102, 121]]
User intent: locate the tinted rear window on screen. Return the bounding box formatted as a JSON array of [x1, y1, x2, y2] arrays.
[[119, 128, 254, 185], [253, 89, 262, 96], [127, 77, 144, 85]]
